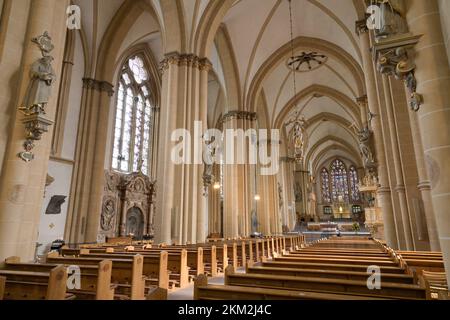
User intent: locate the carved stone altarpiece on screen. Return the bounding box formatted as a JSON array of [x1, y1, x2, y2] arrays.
[[100, 170, 156, 240]]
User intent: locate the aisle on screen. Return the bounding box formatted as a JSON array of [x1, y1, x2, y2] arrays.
[[168, 268, 246, 300]]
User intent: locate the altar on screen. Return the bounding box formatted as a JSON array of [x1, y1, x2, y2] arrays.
[[331, 195, 351, 219]]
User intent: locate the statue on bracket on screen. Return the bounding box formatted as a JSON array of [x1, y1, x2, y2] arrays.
[[18, 31, 56, 162], [278, 182, 284, 209], [374, 0, 408, 40], [356, 126, 376, 169], [20, 32, 56, 116], [202, 134, 217, 196]]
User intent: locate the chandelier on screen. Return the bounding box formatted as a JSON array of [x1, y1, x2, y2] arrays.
[[286, 0, 308, 164]]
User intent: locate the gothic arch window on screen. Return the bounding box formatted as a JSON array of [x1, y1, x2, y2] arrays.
[[349, 166, 360, 202], [112, 55, 154, 176], [330, 159, 349, 202], [321, 168, 331, 203]]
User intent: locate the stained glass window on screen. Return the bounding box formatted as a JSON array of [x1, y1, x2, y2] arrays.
[[321, 168, 331, 203], [112, 55, 153, 176], [349, 166, 360, 202], [330, 159, 349, 202]]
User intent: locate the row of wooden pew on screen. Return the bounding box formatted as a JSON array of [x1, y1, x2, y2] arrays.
[[0, 235, 304, 300], [194, 237, 448, 300]]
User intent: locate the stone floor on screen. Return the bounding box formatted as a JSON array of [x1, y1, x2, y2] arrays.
[[168, 267, 246, 300]]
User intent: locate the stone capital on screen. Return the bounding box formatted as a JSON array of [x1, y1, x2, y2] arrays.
[[221, 110, 257, 123], [159, 52, 212, 74], [372, 34, 424, 111], [356, 95, 368, 107], [82, 78, 114, 97], [280, 156, 296, 163]]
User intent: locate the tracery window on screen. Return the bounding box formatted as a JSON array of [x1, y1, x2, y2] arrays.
[[112, 55, 154, 176], [330, 159, 349, 202], [321, 168, 331, 203], [349, 166, 360, 202]]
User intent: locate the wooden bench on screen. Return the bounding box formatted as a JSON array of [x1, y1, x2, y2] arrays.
[[46, 253, 146, 300], [0, 265, 69, 300], [421, 271, 448, 300], [260, 260, 407, 274], [82, 248, 188, 289], [78, 250, 169, 298], [0, 276, 5, 300], [273, 255, 397, 267], [193, 274, 390, 300], [3, 256, 116, 300], [225, 266, 428, 300], [246, 264, 416, 284]]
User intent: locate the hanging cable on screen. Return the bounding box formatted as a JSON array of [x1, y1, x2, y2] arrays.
[[288, 0, 298, 115]]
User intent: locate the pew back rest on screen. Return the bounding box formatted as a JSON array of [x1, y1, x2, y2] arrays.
[[0, 276, 5, 300]]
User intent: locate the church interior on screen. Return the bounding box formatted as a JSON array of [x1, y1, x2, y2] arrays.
[[0, 0, 450, 302]]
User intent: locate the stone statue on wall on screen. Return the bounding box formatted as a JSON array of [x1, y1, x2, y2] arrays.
[[203, 135, 217, 192], [20, 32, 56, 116], [251, 209, 259, 233], [278, 182, 283, 209], [357, 126, 375, 168], [374, 0, 408, 40], [101, 197, 116, 231], [294, 182, 302, 203], [308, 191, 317, 216]]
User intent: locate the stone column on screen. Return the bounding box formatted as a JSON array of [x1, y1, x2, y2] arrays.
[[408, 111, 440, 251], [65, 78, 114, 244], [222, 111, 256, 238], [0, 0, 69, 261], [279, 157, 294, 231], [406, 0, 450, 281], [381, 75, 414, 250], [52, 31, 75, 156], [154, 53, 211, 245], [355, 20, 398, 248]]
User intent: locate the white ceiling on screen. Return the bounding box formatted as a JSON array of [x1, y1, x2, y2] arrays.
[[75, 0, 365, 173]]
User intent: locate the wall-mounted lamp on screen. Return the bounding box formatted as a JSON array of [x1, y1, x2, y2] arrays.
[[213, 182, 221, 190], [254, 194, 261, 201]]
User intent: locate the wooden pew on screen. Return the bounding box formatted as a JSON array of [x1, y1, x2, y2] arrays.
[[225, 266, 428, 300], [421, 271, 448, 299], [3, 256, 115, 300], [46, 253, 146, 300], [226, 243, 238, 269], [246, 264, 416, 284], [286, 252, 393, 262], [201, 246, 218, 276], [260, 260, 407, 274], [82, 249, 187, 289], [292, 249, 389, 257], [193, 274, 390, 300], [0, 265, 69, 300], [0, 276, 5, 300], [78, 250, 169, 295], [273, 255, 397, 267]]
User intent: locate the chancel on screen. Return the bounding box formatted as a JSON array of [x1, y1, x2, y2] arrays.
[[0, 0, 449, 302]]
